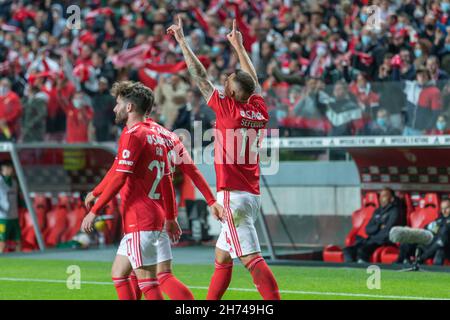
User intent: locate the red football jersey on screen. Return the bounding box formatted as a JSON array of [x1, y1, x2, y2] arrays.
[[115, 121, 174, 233], [145, 118, 216, 206], [207, 89, 269, 195]]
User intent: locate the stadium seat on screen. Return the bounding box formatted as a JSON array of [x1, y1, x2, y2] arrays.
[[43, 194, 69, 247], [61, 195, 86, 243], [20, 195, 49, 251], [380, 193, 440, 264], [409, 193, 440, 229], [323, 192, 379, 263], [322, 245, 344, 263]]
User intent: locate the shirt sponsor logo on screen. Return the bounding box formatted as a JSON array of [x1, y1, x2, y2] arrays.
[[122, 149, 131, 159], [119, 160, 134, 166]]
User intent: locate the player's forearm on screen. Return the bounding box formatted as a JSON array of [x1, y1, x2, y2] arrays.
[[93, 159, 118, 197], [91, 172, 127, 215], [178, 39, 213, 99], [234, 44, 258, 83], [180, 163, 216, 206], [162, 175, 177, 220]]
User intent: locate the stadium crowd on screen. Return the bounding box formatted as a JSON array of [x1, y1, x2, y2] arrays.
[[1, 0, 450, 142]]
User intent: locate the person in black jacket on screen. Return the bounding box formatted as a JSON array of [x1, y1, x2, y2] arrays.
[[396, 199, 450, 266], [343, 188, 401, 263]]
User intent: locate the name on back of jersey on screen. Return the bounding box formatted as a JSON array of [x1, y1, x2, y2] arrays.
[[146, 133, 175, 148], [240, 110, 266, 128]]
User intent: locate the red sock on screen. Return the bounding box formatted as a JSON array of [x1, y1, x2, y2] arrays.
[[206, 260, 233, 300], [246, 257, 280, 300], [129, 272, 142, 300], [112, 277, 134, 300], [157, 271, 194, 300], [138, 278, 164, 300]]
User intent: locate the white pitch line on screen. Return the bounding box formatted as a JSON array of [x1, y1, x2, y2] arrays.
[[0, 277, 447, 300]]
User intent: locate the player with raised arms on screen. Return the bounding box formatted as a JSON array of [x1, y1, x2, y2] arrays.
[[167, 17, 280, 300]]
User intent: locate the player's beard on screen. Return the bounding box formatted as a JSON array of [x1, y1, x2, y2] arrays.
[[115, 108, 128, 126]]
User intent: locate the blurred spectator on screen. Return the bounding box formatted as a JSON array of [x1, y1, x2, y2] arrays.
[[426, 55, 449, 87], [174, 89, 215, 147], [155, 74, 189, 130], [427, 114, 450, 135], [349, 73, 380, 119], [62, 91, 94, 144], [343, 188, 401, 263], [361, 109, 402, 136], [0, 78, 22, 141], [21, 78, 47, 142], [0, 160, 19, 253], [401, 68, 442, 135], [321, 81, 362, 136], [91, 77, 115, 142], [396, 199, 450, 266], [0, 0, 448, 141]]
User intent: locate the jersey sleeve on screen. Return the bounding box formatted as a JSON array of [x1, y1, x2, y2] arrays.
[[176, 143, 216, 206], [206, 88, 233, 116], [115, 132, 144, 174]]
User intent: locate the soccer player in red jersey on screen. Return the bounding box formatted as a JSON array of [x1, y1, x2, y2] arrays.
[[81, 81, 179, 300], [85, 109, 225, 300], [168, 18, 280, 300]]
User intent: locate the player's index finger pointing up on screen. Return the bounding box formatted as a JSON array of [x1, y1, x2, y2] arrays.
[[232, 19, 236, 32], [178, 15, 182, 27]]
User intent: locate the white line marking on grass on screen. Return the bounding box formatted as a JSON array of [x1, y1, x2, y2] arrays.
[[0, 277, 448, 300]]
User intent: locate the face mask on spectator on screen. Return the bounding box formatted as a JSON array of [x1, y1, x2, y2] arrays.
[[414, 49, 422, 58], [39, 34, 48, 45], [376, 118, 387, 128], [442, 2, 450, 12], [352, 30, 360, 37], [0, 86, 8, 96], [397, 22, 404, 29], [3, 40, 11, 47], [414, 9, 424, 18], [338, 41, 348, 52], [211, 46, 221, 55], [446, 43, 450, 51], [437, 121, 447, 131], [361, 35, 371, 46], [27, 33, 36, 42], [316, 46, 327, 57], [360, 13, 368, 23], [73, 99, 83, 109]]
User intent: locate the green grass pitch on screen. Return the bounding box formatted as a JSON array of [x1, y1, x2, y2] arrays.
[[0, 258, 449, 300]]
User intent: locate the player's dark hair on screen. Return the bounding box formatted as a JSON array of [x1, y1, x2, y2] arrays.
[[234, 69, 256, 99], [111, 81, 154, 115], [382, 187, 395, 198]]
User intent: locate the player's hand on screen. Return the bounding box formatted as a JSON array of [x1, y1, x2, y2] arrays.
[[166, 16, 185, 43], [227, 19, 243, 49], [209, 201, 225, 222], [166, 219, 182, 243], [81, 212, 97, 233], [84, 192, 97, 210]]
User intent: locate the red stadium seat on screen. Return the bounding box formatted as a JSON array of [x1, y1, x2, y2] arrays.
[[61, 196, 85, 242], [381, 193, 440, 264], [323, 192, 379, 263], [20, 195, 50, 251], [409, 193, 440, 229], [43, 194, 69, 247], [322, 245, 344, 263]]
